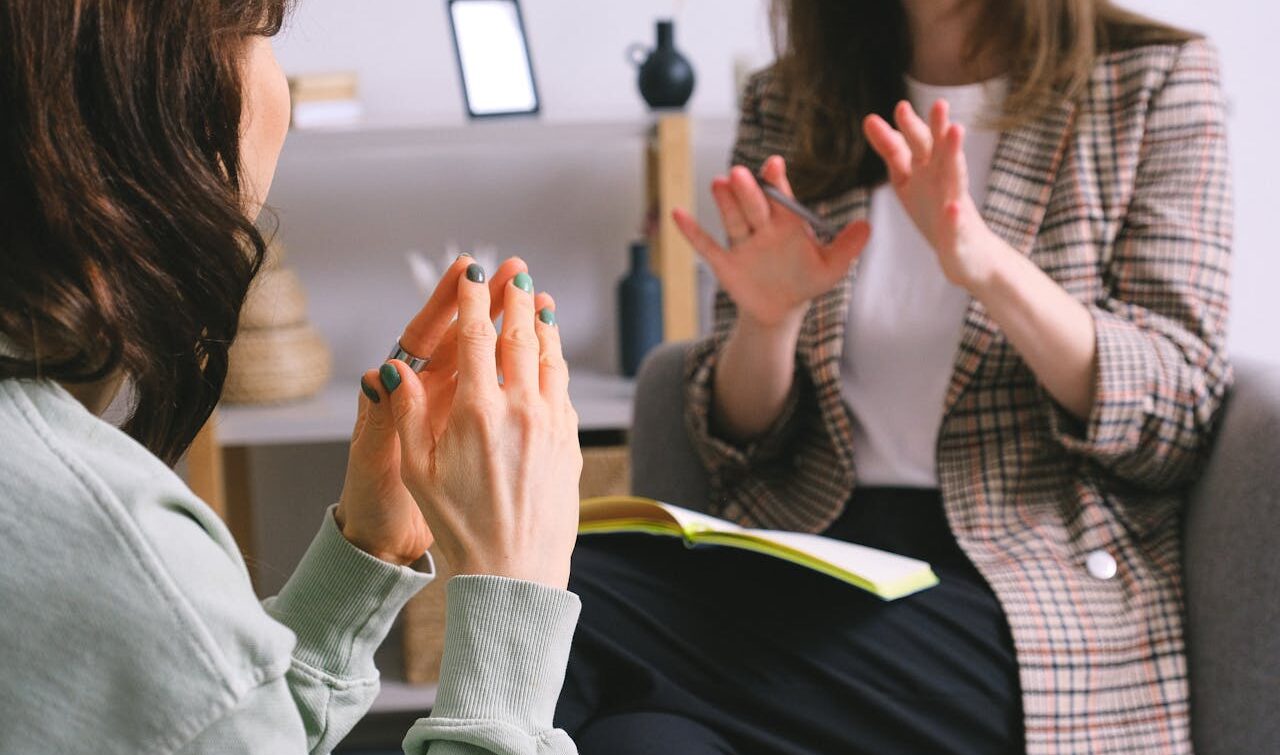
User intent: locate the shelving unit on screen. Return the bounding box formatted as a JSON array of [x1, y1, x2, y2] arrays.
[[190, 369, 635, 559], [215, 369, 634, 447], [258, 114, 730, 155], [186, 114, 712, 517]]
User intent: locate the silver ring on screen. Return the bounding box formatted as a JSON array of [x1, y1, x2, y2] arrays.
[[387, 341, 430, 372]]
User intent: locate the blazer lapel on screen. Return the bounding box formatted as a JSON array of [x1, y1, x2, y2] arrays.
[[943, 97, 1078, 416]]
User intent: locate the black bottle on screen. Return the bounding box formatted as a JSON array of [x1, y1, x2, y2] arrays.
[[618, 240, 664, 377]]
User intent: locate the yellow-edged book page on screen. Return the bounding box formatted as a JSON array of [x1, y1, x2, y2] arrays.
[[579, 496, 938, 601]]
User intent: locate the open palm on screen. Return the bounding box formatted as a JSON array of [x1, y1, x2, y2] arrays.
[[674, 157, 871, 328], [863, 99, 997, 290]]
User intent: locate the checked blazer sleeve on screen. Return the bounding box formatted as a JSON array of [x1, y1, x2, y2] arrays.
[[1046, 40, 1233, 490], [683, 72, 816, 516]]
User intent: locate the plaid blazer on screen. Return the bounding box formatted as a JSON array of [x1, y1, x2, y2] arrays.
[[684, 40, 1232, 754]]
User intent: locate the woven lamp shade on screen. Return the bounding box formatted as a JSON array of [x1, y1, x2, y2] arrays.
[[223, 243, 332, 405], [239, 268, 309, 330], [223, 325, 331, 404]]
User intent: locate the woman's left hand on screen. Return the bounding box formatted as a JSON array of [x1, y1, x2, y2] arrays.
[[862, 99, 1007, 292], [335, 255, 534, 565]]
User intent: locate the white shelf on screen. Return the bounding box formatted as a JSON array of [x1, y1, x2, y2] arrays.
[[215, 369, 634, 446], [370, 680, 438, 714], [278, 116, 736, 161]]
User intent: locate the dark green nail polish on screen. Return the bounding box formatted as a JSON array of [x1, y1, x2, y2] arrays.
[[538, 307, 557, 326], [465, 263, 486, 283], [360, 379, 381, 404], [513, 272, 533, 293], [379, 363, 402, 393]]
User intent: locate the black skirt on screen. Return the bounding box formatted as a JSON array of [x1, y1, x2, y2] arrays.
[[555, 487, 1024, 755]]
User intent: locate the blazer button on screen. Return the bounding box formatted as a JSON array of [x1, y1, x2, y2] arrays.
[[1086, 550, 1118, 580]]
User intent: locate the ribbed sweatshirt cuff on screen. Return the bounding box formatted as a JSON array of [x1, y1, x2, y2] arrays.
[[429, 576, 581, 730], [264, 505, 434, 677]]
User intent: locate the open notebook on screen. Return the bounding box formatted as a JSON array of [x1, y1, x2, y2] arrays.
[[579, 496, 939, 601]]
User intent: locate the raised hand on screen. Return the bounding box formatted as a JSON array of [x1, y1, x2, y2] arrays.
[[385, 263, 582, 590], [335, 256, 544, 567], [862, 100, 1000, 291], [335, 256, 478, 566], [673, 156, 871, 329], [412, 256, 532, 442]]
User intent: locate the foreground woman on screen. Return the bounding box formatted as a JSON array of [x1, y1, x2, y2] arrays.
[[559, 0, 1231, 752], [0, 1, 581, 753]]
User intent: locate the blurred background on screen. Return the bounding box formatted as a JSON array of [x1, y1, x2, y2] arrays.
[[198, 2, 1280, 749], [262, 0, 1280, 380]]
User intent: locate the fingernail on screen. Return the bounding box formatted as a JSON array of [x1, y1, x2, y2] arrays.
[[513, 272, 533, 293], [456, 252, 472, 260], [465, 263, 486, 283], [539, 307, 557, 326], [379, 362, 402, 393], [360, 378, 381, 404]]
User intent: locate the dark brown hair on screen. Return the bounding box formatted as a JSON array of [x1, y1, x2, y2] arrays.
[[0, 0, 290, 464], [772, 0, 1196, 202]]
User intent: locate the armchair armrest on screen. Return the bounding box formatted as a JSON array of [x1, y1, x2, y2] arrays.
[[1185, 356, 1280, 755], [629, 341, 711, 511]]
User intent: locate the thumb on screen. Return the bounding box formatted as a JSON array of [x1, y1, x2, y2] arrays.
[[381, 360, 433, 464], [821, 220, 872, 279]]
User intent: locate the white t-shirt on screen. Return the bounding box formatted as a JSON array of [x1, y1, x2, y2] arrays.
[[840, 76, 1007, 487]]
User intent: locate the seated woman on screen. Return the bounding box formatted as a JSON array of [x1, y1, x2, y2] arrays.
[[0, 1, 580, 753], [557, 0, 1231, 753]]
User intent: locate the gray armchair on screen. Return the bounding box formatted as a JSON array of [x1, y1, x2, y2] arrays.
[[629, 341, 1280, 755]]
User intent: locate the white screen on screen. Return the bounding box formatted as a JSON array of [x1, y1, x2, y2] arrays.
[[451, 1, 538, 116]]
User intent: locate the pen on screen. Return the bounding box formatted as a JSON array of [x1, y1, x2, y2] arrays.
[[756, 178, 840, 243]]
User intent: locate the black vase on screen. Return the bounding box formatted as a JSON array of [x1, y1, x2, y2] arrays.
[[618, 240, 664, 377], [629, 20, 696, 110]]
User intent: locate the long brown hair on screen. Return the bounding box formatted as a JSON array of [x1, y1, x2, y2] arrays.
[[772, 0, 1196, 202], [0, 0, 290, 464]]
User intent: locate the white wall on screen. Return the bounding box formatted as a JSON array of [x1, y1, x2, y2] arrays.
[[271, 0, 1280, 366], [273, 0, 774, 125], [266, 1, 772, 380]]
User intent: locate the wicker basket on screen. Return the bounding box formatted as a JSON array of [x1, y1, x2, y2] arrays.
[[240, 268, 309, 331], [261, 240, 286, 272], [401, 444, 631, 684], [223, 323, 331, 404]]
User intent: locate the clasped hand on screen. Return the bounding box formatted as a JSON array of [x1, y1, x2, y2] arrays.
[[335, 256, 583, 590]]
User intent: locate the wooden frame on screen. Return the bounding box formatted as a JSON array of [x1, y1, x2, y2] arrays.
[[646, 114, 698, 341], [187, 415, 257, 586]]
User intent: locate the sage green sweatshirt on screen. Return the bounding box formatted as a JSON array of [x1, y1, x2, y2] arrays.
[[0, 377, 580, 754]]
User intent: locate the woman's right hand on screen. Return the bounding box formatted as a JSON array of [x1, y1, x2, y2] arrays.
[[384, 263, 583, 590], [673, 155, 871, 330]]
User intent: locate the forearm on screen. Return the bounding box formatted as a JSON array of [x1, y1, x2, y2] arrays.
[[972, 237, 1097, 420], [711, 310, 804, 442]]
